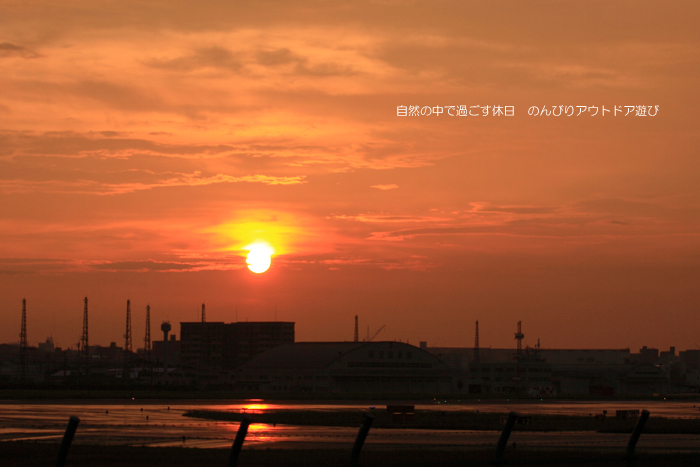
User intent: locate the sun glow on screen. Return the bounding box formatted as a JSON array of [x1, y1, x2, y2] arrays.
[[208, 210, 336, 272], [240, 403, 270, 412], [245, 242, 274, 273]]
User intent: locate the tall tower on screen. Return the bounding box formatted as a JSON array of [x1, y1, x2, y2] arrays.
[[144, 305, 151, 357], [201, 303, 206, 323], [123, 300, 132, 379], [81, 297, 89, 374], [515, 321, 524, 354], [474, 320, 480, 363], [19, 299, 27, 381], [354, 315, 359, 343]]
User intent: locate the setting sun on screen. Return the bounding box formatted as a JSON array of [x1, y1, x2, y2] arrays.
[[245, 242, 274, 274]]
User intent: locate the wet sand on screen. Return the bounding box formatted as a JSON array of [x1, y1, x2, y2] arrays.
[[4, 442, 700, 467]]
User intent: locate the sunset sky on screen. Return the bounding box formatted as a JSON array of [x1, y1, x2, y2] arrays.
[[1, 1, 699, 351]]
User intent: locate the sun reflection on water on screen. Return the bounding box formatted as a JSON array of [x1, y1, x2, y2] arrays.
[[240, 403, 270, 413]]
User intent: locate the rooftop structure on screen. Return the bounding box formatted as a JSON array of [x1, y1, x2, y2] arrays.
[[239, 341, 453, 394]]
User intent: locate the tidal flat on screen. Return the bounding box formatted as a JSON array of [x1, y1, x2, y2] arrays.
[[185, 408, 700, 434]]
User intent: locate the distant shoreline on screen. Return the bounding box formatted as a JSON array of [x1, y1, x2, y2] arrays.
[[1, 388, 699, 401]]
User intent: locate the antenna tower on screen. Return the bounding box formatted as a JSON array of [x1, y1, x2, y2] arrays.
[[123, 300, 132, 379], [81, 297, 89, 374], [354, 315, 359, 342], [19, 299, 27, 380], [474, 320, 480, 363], [514, 320, 524, 354], [144, 305, 151, 355], [201, 303, 206, 323]]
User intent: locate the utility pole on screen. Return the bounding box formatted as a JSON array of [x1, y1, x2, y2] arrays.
[[474, 320, 480, 363], [144, 304, 151, 378], [19, 299, 27, 381], [123, 300, 132, 380], [354, 315, 359, 343], [515, 321, 524, 355], [201, 303, 206, 323], [144, 305, 151, 356], [81, 297, 89, 375]]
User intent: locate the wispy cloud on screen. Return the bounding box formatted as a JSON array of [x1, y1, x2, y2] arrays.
[[371, 184, 398, 190], [0, 43, 41, 59], [147, 46, 243, 72], [0, 172, 305, 195]]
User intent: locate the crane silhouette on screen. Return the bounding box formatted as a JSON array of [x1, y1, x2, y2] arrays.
[[367, 325, 385, 342]]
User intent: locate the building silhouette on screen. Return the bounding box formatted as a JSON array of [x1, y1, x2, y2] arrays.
[[179, 321, 294, 386], [237, 341, 453, 394]]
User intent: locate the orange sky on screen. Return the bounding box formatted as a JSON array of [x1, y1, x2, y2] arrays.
[[1, 1, 699, 351]]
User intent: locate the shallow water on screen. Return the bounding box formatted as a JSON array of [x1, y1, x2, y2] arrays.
[[0, 400, 699, 450]]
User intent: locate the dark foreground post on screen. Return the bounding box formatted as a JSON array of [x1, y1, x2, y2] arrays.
[[55, 416, 80, 467], [493, 411, 518, 465], [228, 414, 252, 467], [625, 410, 650, 467], [349, 412, 375, 467]]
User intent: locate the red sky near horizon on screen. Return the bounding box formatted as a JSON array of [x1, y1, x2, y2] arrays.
[[1, 1, 699, 352]]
